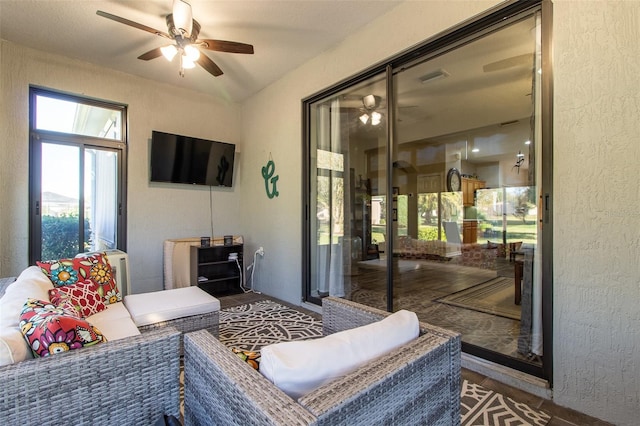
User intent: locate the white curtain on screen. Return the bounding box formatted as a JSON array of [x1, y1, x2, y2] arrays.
[[531, 13, 544, 355], [92, 150, 117, 250], [315, 99, 346, 297]]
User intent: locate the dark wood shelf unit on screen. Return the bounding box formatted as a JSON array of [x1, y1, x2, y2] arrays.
[[190, 244, 244, 296]]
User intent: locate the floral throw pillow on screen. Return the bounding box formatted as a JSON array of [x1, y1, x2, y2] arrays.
[[232, 348, 261, 370], [37, 252, 122, 305], [49, 281, 107, 318], [19, 299, 106, 358]]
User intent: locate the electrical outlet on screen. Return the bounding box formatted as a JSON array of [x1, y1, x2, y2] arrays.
[[257, 247, 265, 256]]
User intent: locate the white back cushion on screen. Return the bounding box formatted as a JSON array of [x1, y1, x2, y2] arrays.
[[259, 309, 419, 399], [0, 266, 54, 365]]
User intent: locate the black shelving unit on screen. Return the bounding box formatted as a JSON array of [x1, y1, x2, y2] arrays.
[[350, 169, 374, 260], [190, 244, 243, 296]]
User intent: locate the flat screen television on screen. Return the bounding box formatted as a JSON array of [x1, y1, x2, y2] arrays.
[[150, 130, 236, 187]]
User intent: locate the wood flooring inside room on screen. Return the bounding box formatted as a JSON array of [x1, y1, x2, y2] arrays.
[[218, 292, 611, 426]]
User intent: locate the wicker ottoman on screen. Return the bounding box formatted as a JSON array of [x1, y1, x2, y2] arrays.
[[124, 287, 220, 350]]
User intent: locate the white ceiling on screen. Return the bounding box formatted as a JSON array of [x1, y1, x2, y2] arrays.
[[0, 0, 402, 102]]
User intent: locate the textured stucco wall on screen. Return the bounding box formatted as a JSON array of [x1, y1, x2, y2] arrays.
[[552, 1, 640, 424], [0, 41, 243, 292]]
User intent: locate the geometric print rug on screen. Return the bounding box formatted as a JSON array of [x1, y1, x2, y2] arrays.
[[461, 380, 550, 425], [219, 299, 323, 351], [217, 300, 550, 426]]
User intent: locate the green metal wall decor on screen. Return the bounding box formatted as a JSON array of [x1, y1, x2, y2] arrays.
[[262, 154, 279, 199]]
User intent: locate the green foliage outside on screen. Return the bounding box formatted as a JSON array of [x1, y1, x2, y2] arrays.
[[418, 226, 439, 241], [41, 214, 91, 260]]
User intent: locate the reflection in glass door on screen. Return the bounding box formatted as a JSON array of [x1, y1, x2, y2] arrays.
[[391, 12, 543, 372], [306, 74, 389, 306]]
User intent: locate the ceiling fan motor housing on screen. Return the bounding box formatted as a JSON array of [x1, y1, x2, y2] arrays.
[[166, 14, 200, 43]]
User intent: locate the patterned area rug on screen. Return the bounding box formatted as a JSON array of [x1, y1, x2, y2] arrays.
[[213, 300, 549, 426], [438, 277, 521, 320], [219, 299, 323, 351], [462, 380, 550, 425]]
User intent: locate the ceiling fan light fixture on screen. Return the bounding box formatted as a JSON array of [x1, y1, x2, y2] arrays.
[[371, 111, 382, 125], [182, 56, 196, 69], [161, 44, 178, 61], [359, 113, 369, 125], [362, 95, 381, 109], [184, 44, 200, 61], [172, 0, 193, 37]]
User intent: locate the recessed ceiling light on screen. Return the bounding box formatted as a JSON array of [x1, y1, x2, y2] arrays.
[[472, 148, 479, 153], [524, 140, 531, 145]]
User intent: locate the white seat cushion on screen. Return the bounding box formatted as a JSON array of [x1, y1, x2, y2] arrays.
[[86, 301, 140, 341], [123, 287, 220, 327], [259, 309, 420, 399], [0, 328, 31, 365]]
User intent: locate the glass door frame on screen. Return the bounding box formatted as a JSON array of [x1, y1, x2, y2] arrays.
[[303, 0, 553, 382]]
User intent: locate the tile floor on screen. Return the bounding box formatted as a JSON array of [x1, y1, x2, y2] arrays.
[[218, 292, 612, 426]]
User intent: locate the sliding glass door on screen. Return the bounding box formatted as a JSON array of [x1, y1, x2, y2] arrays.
[[304, 0, 551, 379], [391, 10, 544, 371]]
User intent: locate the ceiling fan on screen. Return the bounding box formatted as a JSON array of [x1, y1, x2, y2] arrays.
[[96, 0, 254, 78], [359, 94, 384, 126]]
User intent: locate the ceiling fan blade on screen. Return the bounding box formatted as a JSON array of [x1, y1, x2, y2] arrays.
[[96, 10, 171, 39], [197, 55, 224, 77], [198, 39, 254, 54], [483, 53, 533, 72], [138, 48, 164, 61]]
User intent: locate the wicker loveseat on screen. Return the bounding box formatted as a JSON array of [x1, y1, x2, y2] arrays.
[[183, 297, 461, 425]]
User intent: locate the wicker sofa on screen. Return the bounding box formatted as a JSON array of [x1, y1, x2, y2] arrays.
[[0, 327, 182, 425], [183, 297, 461, 425], [0, 267, 219, 426]]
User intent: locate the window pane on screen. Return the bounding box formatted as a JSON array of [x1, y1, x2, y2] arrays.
[[35, 95, 122, 140], [85, 148, 118, 251], [41, 143, 82, 259]]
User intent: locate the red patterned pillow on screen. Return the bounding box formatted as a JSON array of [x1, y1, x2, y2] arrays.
[[37, 252, 122, 305], [19, 299, 106, 358], [49, 281, 107, 318]]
